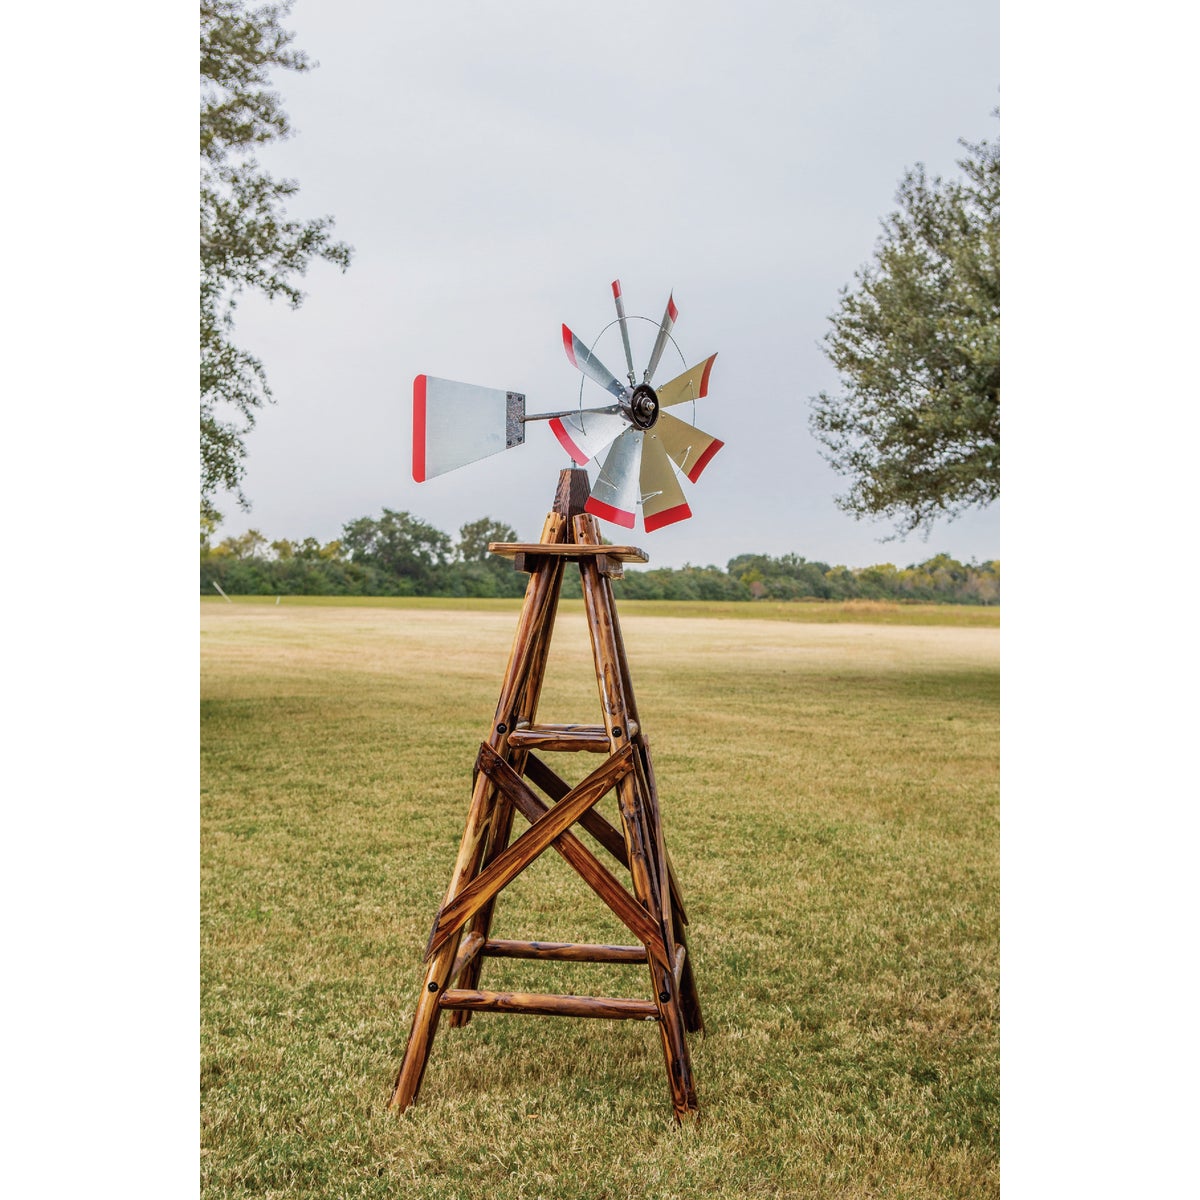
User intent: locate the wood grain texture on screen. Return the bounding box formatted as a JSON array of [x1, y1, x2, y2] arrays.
[[449, 508, 567, 1022], [393, 472, 701, 1121], [449, 932, 486, 985], [673, 944, 686, 986], [488, 542, 649, 564], [574, 510, 700, 1122], [392, 508, 568, 1097], [483, 938, 648, 964], [553, 465, 591, 517], [480, 747, 669, 967], [507, 722, 625, 753], [425, 743, 635, 959], [641, 733, 703, 1033], [522, 754, 631, 870], [438, 988, 659, 1021]]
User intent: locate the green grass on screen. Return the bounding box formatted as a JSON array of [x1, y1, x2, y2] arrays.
[[201, 602, 999, 1198], [201, 592, 1000, 628]]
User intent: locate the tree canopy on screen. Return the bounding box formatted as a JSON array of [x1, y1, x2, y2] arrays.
[[340, 509, 453, 592], [200, 0, 352, 519], [810, 129, 999, 536], [457, 517, 519, 562]]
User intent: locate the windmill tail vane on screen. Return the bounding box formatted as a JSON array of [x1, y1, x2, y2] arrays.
[[412, 281, 724, 533]]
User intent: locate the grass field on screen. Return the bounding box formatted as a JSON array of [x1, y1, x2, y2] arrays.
[[201, 597, 999, 1199]]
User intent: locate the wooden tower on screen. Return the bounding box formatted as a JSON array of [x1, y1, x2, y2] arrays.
[[389, 468, 703, 1122]]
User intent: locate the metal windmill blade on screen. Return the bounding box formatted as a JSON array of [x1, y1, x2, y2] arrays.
[[588, 428, 644, 528], [548, 409, 628, 466], [652, 408, 724, 483], [640, 430, 692, 531]]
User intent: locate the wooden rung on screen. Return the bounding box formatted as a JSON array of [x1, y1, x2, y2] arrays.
[[438, 988, 660, 1021], [508, 721, 639, 752], [509, 722, 608, 752], [484, 938, 647, 964]]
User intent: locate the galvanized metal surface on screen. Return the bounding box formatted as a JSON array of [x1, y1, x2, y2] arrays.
[[591, 428, 644, 522], [417, 375, 524, 481]]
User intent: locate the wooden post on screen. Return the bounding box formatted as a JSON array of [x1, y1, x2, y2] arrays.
[[389, 468, 703, 1122]]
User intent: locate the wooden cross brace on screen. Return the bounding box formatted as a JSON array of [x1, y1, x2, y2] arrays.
[[424, 742, 652, 961]]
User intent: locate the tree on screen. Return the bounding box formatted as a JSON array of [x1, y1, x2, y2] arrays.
[[810, 127, 999, 536], [207, 528, 269, 559], [341, 510, 452, 588], [200, 1, 352, 519], [457, 517, 518, 562]]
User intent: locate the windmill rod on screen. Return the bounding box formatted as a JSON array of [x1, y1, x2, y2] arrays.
[[522, 406, 621, 422]]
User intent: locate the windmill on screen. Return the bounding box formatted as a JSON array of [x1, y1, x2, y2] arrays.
[[392, 283, 711, 1123], [413, 280, 723, 531]]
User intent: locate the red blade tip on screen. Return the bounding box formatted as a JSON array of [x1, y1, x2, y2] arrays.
[[549, 417, 590, 467], [585, 497, 636, 529], [644, 501, 692, 532], [561, 323, 578, 367], [686, 438, 724, 483]]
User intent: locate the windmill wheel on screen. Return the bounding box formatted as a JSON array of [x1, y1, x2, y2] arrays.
[[551, 282, 724, 531]]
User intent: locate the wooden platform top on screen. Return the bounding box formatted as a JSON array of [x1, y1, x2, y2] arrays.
[[488, 542, 650, 564]]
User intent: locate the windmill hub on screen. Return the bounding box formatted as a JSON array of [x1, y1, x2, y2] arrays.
[[626, 383, 660, 430]]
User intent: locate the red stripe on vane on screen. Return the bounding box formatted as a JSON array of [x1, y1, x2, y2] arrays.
[[549, 417, 590, 466], [611, 279, 621, 297], [561, 324, 578, 367], [585, 497, 635, 528], [644, 501, 692, 532], [686, 438, 723, 482], [412, 375, 427, 482], [667, 294, 678, 322], [698, 353, 716, 398]]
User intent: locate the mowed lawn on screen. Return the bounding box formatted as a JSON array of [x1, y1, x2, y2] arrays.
[[201, 597, 999, 1199]]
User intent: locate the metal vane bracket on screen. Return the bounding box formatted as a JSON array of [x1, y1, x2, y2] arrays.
[[506, 392, 526, 448]]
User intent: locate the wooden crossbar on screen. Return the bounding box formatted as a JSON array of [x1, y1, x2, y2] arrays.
[[488, 542, 649, 563], [438, 988, 659, 1021], [483, 939, 648, 964], [507, 722, 626, 752]]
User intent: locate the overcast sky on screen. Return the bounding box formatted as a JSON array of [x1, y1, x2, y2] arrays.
[[211, 0, 999, 569]]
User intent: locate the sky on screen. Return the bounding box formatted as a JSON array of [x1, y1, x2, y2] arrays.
[[210, 0, 1000, 569]]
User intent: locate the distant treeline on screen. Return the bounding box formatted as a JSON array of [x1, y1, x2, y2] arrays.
[[201, 509, 999, 605]]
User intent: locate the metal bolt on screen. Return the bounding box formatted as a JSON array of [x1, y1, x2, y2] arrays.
[[497, 722, 507, 734], [612, 727, 623, 738], [428, 982, 439, 992], [659, 990, 670, 1002]]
